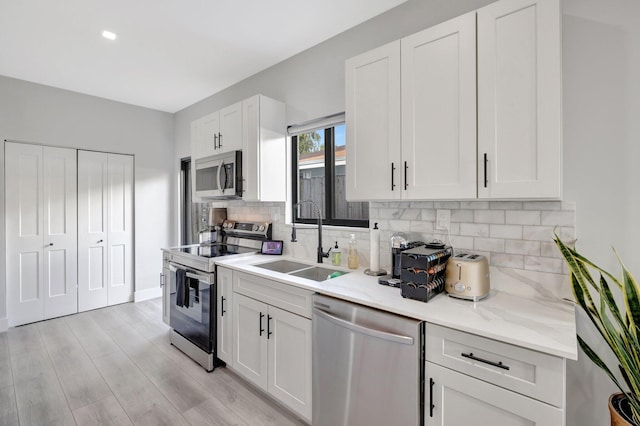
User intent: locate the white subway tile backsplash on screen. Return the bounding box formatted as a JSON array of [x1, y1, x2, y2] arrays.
[[489, 224, 523, 239], [460, 201, 489, 209], [541, 211, 576, 227], [459, 223, 489, 237], [523, 201, 562, 211], [474, 238, 505, 252], [492, 253, 524, 269], [474, 210, 505, 224], [505, 240, 541, 256], [489, 201, 523, 210], [451, 209, 474, 222], [525, 256, 563, 274], [226, 198, 576, 279], [506, 210, 541, 225]]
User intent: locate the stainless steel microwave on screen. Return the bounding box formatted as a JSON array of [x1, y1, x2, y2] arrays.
[[194, 150, 243, 199]]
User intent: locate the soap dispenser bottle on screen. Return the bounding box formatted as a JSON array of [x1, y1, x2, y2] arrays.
[[348, 234, 358, 269], [331, 241, 341, 266]]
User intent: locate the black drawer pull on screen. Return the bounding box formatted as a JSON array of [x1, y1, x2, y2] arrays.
[[259, 312, 265, 336], [429, 378, 435, 417], [267, 315, 273, 339], [391, 162, 396, 190], [483, 153, 488, 188], [221, 296, 226, 316], [461, 352, 510, 370]]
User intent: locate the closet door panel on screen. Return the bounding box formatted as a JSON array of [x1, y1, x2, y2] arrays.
[[78, 150, 109, 311], [43, 146, 78, 319], [6, 143, 45, 326], [107, 153, 133, 306]]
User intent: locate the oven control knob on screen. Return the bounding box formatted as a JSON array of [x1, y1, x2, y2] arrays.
[[252, 224, 258, 231], [258, 225, 265, 231]]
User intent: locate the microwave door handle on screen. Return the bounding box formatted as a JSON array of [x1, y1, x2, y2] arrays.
[[217, 160, 225, 194], [219, 160, 228, 194]]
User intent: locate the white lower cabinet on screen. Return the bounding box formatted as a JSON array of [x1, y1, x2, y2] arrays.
[[231, 272, 312, 422], [425, 323, 566, 426], [217, 266, 234, 365], [426, 362, 563, 425]]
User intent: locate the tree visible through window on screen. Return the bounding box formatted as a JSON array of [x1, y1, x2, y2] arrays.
[[292, 123, 369, 227]]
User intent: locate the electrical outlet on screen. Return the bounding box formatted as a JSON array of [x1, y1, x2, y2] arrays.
[[436, 209, 451, 230]]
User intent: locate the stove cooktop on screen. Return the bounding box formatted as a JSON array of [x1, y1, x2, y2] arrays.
[[178, 243, 257, 258]]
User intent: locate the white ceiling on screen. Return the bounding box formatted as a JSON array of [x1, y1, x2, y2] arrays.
[[0, 0, 406, 113]]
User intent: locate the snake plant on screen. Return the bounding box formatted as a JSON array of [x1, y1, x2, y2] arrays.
[[554, 235, 640, 424]]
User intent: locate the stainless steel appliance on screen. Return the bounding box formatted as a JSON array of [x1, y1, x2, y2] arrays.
[[194, 150, 242, 199], [312, 294, 424, 426], [445, 252, 490, 301], [168, 220, 271, 371]]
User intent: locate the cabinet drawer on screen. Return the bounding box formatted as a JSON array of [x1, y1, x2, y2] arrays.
[[425, 323, 565, 408], [233, 271, 313, 318]]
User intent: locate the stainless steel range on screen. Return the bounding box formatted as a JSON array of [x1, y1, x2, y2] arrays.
[[167, 219, 271, 371]]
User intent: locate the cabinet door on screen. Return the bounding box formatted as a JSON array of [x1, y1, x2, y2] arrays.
[[267, 306, 312, 422], [233, 293, 268, 390], [42, 146, 78, 320], [216, 266, 234, 365], [426, 363, 563, 426], [219, 102, 243, 153], [345, 40, 402, 201], [78, 151, 109, 311], [106, 153, 134, 306], [198, 112, 220, 159], [401, 12, 477, 199], [477, 0, 562, 199]]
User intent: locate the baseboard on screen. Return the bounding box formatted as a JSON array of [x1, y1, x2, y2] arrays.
[[0, 317, 8, 332], [134, 287, 162, 302]]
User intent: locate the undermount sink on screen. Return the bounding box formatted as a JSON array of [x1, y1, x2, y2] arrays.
[[289, 266, 349, 282], [253, 259, 349, 282], [253, 259, 311, 274]]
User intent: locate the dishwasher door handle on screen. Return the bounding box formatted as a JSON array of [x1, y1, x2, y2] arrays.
[[314, 308, 414, 345]]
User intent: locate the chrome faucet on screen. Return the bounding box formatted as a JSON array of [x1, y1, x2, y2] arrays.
[[291, 200, 331, 264]]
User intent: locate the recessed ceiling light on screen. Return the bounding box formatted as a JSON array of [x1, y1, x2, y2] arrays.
[[102, 30, 117, 41]]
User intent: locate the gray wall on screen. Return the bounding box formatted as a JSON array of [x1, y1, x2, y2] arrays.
[[0, 76, 175, 322], [173, 1, 640, 425]]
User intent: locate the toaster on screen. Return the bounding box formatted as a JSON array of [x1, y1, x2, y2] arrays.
[[445, 253, 490, 301]]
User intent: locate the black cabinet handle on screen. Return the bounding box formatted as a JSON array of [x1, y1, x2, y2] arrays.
[[404, 161, 408, 190], [461, 352, 510, 370], [483, 153, 488, 188], [259, 312, 265, 336], [221, 296, 226, 317], [429, 378, 435, 417], [391, 162, 396, 190], [214, 133, 218, 149], [218, 132, 222, 149], [267, 315, 273, 339]]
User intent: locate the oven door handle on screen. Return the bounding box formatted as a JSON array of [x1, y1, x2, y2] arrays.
[[169, 263, 213, 285]]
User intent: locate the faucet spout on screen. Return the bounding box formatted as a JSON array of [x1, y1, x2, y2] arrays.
[[292, 200, 330, 264]]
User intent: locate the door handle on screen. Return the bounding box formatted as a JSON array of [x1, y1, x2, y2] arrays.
[[313, 308, 414, 345], [391, 162, 396, 190], [404, 161, 408, 190], [259, 312, 265, 336], [267, 315, 273, 339], [214, 133, 218, 149], [97, 239, 103, 243], [483, 153, 488, 188], [429, 378, 435, 417], [47, 243, 54, 247], [218, 132, 222, 150], [221, 296, 226, 317]]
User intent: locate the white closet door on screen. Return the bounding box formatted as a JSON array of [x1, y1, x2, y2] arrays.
[[43, 146, 78, 319], [6, 143, 45, 326], [78, 151, 109, 311], [106, 153, 133, 306]]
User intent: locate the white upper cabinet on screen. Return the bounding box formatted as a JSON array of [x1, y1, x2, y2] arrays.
[[402, 12, 477, 199], [345, 40, 401, 201], [191, 101, 242, 162], [477, 0, 562, 199], [219, 102, 243, 154], [346, 0, 561, 201], [242, 95, 287, 202]]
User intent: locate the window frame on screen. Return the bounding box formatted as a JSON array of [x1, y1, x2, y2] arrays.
[[291, 125, 369, 228]]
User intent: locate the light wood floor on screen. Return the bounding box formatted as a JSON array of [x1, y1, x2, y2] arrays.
[[0, 298, 307, 426]]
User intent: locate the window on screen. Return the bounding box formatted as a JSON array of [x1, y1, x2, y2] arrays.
[[291, 118, 369, 227]]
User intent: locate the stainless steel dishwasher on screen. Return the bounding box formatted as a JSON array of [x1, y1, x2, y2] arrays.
[[312, 294, 424, 426]]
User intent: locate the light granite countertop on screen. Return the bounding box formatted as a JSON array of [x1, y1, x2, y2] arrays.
[[214, 253, 577, 360]]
